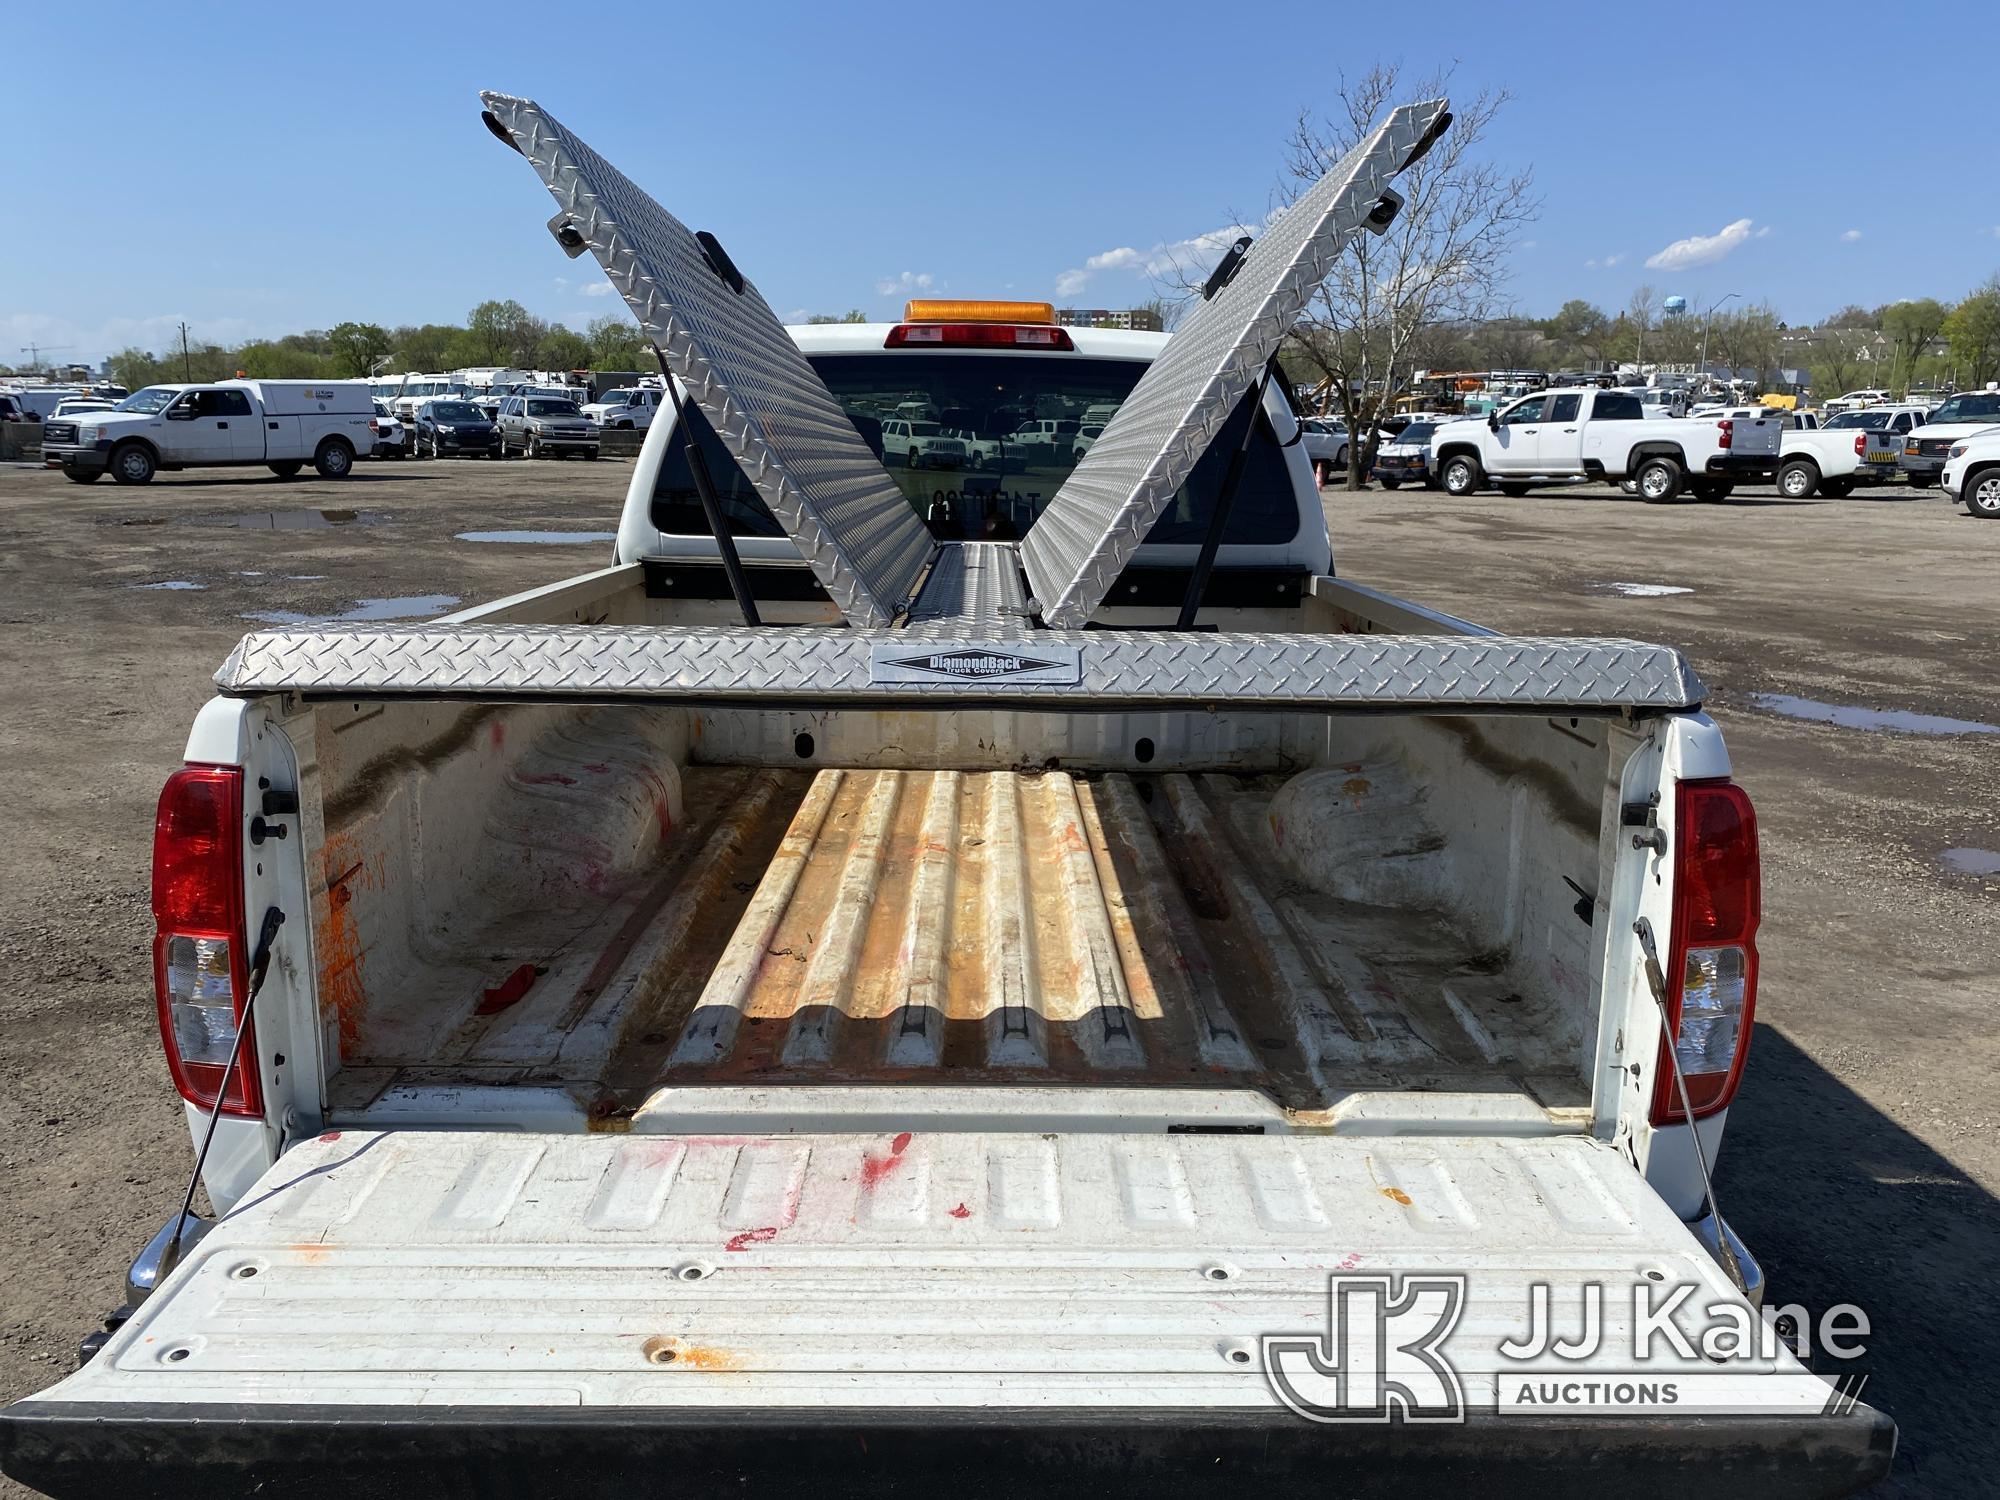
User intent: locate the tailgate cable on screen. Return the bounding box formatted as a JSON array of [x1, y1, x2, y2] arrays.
[[160, 905, 287, 1283], [1633, 915, 1746, 1295]]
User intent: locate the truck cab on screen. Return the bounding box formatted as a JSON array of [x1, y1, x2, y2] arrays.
[[1900, 386, 2000, 487]]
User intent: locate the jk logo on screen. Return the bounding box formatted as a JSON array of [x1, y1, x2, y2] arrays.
[[1261, 1273, 1468, 1424]]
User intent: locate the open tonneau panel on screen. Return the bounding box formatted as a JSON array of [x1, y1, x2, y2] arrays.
[[1, 1130, 1892, 1497], [480, 91, 933, 627], [1019, 99, 1449, 627]]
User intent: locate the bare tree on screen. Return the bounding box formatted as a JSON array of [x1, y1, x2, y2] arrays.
[[1162, 67, 1536, 488]]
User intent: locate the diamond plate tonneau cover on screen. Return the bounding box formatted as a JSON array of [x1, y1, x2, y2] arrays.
[[21, 1129, 1831, 1414], [480, 91, 932, 627], [1019, 99, 1450, 628], [216, 625, 1705, 709]]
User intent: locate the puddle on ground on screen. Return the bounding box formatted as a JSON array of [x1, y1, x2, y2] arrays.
[[1751, 693, 2000, 736], [1941, 848, 2000, 877], [1600, 582, 1693, 597], [456, 529, 617, 545], [285, 574, 327, 581], [134, 580, 204, 591], [241, 594, 459, 626], [187, 508, 386, 531]]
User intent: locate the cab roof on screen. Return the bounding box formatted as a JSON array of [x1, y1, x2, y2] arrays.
[[786, 322, 1168, 361]]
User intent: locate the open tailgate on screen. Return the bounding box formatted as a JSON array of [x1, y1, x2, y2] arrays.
[[2, 1129, 1891, 1498]]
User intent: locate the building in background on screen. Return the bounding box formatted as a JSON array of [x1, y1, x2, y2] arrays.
[[1055, 307, 1165, 332]]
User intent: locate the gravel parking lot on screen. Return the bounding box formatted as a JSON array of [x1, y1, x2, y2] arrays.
[[0, 457, 1992, 1496]]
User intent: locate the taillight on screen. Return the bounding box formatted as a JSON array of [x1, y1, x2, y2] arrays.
[[152, 765, 260, 1117], [884, 323, 1075, 350], [1855, 433, 1867, 458], [1652, 780, 1759, 1125], [1717, 418, 1732, 450], [368, 418, 381, 433]]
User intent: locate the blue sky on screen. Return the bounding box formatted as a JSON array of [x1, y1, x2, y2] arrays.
[[9, 1, 1998, 366]]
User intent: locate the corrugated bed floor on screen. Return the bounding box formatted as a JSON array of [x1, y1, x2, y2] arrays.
[[582, 767, 1586, 1113]]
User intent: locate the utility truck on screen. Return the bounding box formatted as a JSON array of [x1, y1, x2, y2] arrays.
[[1430, 387, 1783, 501], [41, 379, 375, 484], [0, 92, 1894, 1499]]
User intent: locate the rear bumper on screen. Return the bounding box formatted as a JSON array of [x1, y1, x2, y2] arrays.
[[1704, 453, 1780, 479], [0, 1399, 1897, 1500]]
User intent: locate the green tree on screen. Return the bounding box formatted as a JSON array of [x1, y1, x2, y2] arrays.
[[107, 347, 165, 389], [1942, 280, 2000, 386], [392, 323, 459, 372], [585, 313, 648, 368], [327, 321, 394, 378], [1879, 299, 1951, 396], [1543, 299, 1609, 365], [806, 309, 869, 324], [535, 325, 590, 371], [464, 299, 544, 365]]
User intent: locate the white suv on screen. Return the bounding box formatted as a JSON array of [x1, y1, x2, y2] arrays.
[[881, 418, 967, 469], [581, 386, 662, 430], [1940, 428, 2000, 518]]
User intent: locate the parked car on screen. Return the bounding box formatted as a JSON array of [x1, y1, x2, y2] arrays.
[[1773, 406, 1924, 498], [1430, 387, 1782, 501], [1821, 388, 1892, 415], [581, 386, 663, 430], [1940, 426, 2000, 518], [39, 380, 373, 484], [0, 392, 33, 424], [1008, 416, 1079, 458], [414, 398, 501, 459], [40, 398, 117, 464], [369, 399, 408, 459], [1899, 386, 2000, 488], [1299, 415, 1350, 471], [1370, 419, 1438, 488], [881, 417, 967, 468], [496, 394, 599, 459], [939, 426, 1000, 469], [389, 374, 463, 424], [1071, 421, 1105, 460]]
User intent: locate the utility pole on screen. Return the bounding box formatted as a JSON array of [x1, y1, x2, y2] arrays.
[[1699, 292, 1740, 389], [178, 322, 193, 382]]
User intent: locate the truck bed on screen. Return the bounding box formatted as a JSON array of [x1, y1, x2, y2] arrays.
[[326, 762, 1590, 1118]]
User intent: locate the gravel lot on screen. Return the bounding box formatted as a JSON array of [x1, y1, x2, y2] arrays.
[[0, 455, 1992, 1496]]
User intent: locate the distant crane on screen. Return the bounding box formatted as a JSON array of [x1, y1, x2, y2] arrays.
[[17, 342, 70, 375]]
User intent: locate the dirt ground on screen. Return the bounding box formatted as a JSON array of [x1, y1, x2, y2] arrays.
[[0, 454, 1993, 1496]]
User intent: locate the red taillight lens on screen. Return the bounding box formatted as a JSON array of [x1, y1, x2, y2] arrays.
[[1854, 433, 1867, 457], [884, 323, 1075, 350], [1717, 418, 1733, 450], [368, 418, 381, 433], [152, 765, 260, 1118], [1652, 779, 1759, 1125]]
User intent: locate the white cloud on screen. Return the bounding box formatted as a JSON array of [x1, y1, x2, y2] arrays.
[[1085, 247, 1143, 272], [1583, 252, 1625, 270], [3, 309, 269, 368], [580, 281, 616, 297], [1644, 217, 1758, 272], [1520, 240, 1538, 251], [1840, 229, 1863, 244], [1754, 225, 1774, 238], [1054, 222, 1254, 301], [874, 270, 936, 297]]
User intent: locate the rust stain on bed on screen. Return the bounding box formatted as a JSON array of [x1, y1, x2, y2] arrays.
[[642, 1335, 745, 1370], [316, 832, 371, 1053]]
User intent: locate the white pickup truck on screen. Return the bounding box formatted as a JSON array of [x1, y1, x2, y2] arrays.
[[1431, 387, 1783, 502], [0, 92, 1895, 1500], [41, 379, 376, 484], [1774, 406, 1925, 499]]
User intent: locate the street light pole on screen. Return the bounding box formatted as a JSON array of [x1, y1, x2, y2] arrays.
[[1700, 292, 1740, 390]]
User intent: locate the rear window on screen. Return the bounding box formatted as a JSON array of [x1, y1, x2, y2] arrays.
[[1592, 392, 1644, 421], [649, 352, 1301, 545], [527, 399, 578, 417], [1825, 411, 1890, 430]]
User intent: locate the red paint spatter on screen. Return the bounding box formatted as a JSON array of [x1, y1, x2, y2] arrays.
[[318, 1130, 343, 1143], [859, 1132, 914, 1191], [475, 963, 538, 1016], [1334, 1252, 1364, 1272], [583, 762, 611, 774], [948, 1202, 972, 1220], [489, 721, 507, 749], [516, 771, 578, 787], [725, 1226, 778, 1253]]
